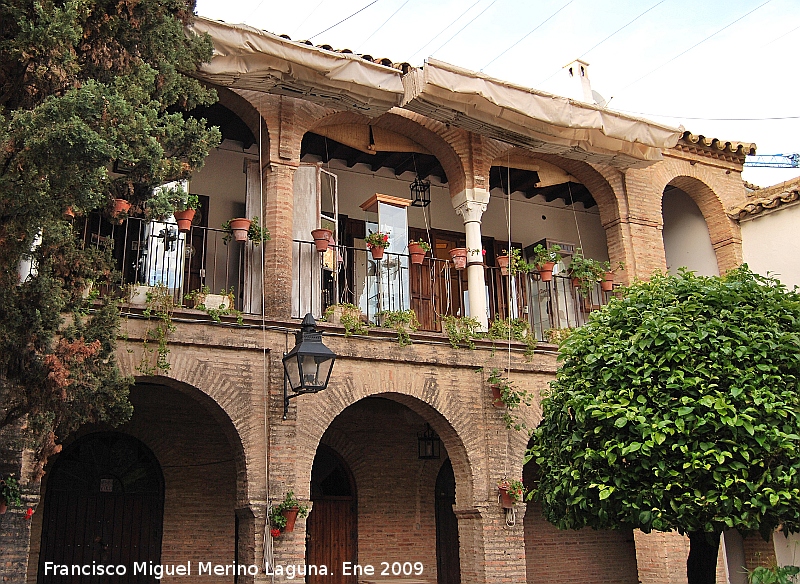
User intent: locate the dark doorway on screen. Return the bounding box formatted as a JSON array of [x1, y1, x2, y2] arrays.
[[435, 459, 461, 584], [307, 444, 357, 584], [38, 431, 164, 583]]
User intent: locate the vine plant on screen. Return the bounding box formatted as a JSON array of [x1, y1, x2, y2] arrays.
[[487, 367, 531, 431], [137, 284, 176, 375], [377, 309, 420, 347]]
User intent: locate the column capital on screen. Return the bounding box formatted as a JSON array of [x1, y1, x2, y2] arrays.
[[454, 199, 488, 224]]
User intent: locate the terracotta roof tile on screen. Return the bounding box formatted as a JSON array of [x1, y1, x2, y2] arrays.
[[681, 131, 757, 158], [728, 177, 800, 220]]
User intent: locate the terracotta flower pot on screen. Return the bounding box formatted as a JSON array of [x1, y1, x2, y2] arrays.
[[498, 485, 515, 509], [0, 498, 7, 515], [408, 242, 427, 265], [64, 207, 75, 219], [537, 261, 556, 282], [491, 384, 505, 409], [449, 248, 467, 270], [370, 246, 385, 260], [311, 228, 333, 252], [282, 506, 300, 533], [173, 209, 196, 233], [228, 218, 251, 242], [497, 255, 510, 276], [601, 272, 615, 292], [571, 277, 582, 289], [113, 199, 131, 216]]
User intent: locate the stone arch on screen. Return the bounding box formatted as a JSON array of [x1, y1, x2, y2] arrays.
[[660, 174, 742, 272]]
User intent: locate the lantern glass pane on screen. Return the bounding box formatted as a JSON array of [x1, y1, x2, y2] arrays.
[[285, 355, 302, 390]]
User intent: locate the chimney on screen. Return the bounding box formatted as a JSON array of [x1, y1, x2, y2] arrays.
[[562, 59, 593, 103]]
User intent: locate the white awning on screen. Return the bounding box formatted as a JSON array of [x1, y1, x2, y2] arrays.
[[402, 59, 683, 169], [187, 18, 405, 116]]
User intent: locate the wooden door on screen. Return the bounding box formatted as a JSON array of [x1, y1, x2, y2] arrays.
[[435, 460, 461, 584], [432, 232, 467, 321], [408, 227, 436, 331], [38, 432, 164, 584], [307, 445, 357, 584]]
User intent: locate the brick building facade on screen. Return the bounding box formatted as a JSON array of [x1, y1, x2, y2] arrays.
[[0, 15, 779, 584]]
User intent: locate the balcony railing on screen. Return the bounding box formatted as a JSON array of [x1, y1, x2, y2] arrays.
[[80, 214, 263, 315], [292, 240, 614, 340]]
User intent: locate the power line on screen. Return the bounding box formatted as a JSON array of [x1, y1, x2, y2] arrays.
[[431, 0, 501, 57], [308, 0, 381, 40], [763, 22, 800, 47], [482, 0, 574, 72], [292, 0, 329, 36], [618, 0, 773, 93], [614, 109, 800, 122], [535, 0, 668, 86], [357, 0, 411, 51], [409, 0, 482, 59]]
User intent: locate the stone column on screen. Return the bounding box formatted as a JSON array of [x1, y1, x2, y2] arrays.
[[453, 190, 490, 330]]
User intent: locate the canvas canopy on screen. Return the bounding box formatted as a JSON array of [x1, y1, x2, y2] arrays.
[[402, 59, 683, 169], [187, 18, 405, 116]]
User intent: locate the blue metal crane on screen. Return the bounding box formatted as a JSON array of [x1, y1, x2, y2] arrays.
[[744, 153, 799, 168]]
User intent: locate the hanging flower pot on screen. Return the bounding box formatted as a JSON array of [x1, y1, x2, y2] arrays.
[[408, 241, 429, 265], [571, 277, 582, 289], [537, 261, 556, 282], [449, 247, 467, 270], [282, 506, 300, 533], [370, 246, 385, 260], [228, 218, 251, 242], [0, 498, 7, 515], [311, 228, 333, 252], [490, 384, 505, 409], [497, 255, 510, 276], [601, 271, 615, 292], [173, 209, 196, 233], [497, 483, 515, 509]]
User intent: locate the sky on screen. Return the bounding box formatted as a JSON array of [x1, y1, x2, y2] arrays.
[[194, 0, 800, 188]]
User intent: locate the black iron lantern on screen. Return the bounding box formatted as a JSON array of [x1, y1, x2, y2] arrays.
[[417, 423, 441, 459], [282, 313, 337, 418], [410, 176, 431, 207]]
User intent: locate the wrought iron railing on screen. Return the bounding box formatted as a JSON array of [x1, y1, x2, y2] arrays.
[[79, 214, 264, 315], [292, 240, 614, 339]]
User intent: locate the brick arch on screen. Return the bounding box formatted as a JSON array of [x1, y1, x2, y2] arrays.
[[215, 86, 271, 155], [301, 109, 469, 196], [661, 174, 742, 272], [116, 349, 262, 507], [295, 374, 480, 510]]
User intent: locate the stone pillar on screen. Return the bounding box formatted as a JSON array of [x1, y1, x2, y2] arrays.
[[453, 190, 490, 330], [263, 162, 297, 319]]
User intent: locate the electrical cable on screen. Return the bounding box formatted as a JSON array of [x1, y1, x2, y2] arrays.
[[535, 0, 668, 86], [308, 0, 381, 40], [482, 0, 574, 72], [618, 0, 773, 93], [612, 110, 800, 122], [763, 23, 800, 47], [431, 0, 500, 57], [357, 0, 411, 51], [292, 0, 329, 36], [409, 0, 482, 59]]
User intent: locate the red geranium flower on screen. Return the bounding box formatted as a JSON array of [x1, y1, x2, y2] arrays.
[[270, 528, 281, 538], [25, 507, 34, 520]]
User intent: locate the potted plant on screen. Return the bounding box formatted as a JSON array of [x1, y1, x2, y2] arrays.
[[184, 285, 235, 312], [223, 217, 270, 245], [568, 249, 605, 297], [270, 490, 309, 533], [530, 244, 562, 282], [0, 475, 22, 515], [600, 261, 625, 292], [487, 367, 508, 409], [172, 189, 200, 233], [113, 198, 131, 218], [324, 303, 369, 337], [496, 248, 531, 277], [407, 240, 431, 265], [497, 478, 525, 509], [449, 247, 467, 270], [311, 228, 333, 252], [365, 230, 389, 260]]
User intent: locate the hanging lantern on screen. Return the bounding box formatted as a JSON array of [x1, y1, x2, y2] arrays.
[[417, 423, 441, 459], [283, 313, 337, 417], [410, 176, 431, 207]]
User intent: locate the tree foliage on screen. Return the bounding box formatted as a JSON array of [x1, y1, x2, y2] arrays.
[[529, 267, 800, 541], [0, 0, 220, 476]]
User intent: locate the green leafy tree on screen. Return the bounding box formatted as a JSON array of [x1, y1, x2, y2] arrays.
[[0, 0, 220, 476], [528, 267, 800, 584]]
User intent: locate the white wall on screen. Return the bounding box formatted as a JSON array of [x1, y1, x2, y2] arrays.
[[321, 161, 608, 259], [189, 143, 254, 230], [741, 203, 800, 289], [662, 188, 720, 276]]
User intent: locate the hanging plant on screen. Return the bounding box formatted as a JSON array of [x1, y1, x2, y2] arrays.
[[0, 475, 22, 514], [530, 244, 562, 282]]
